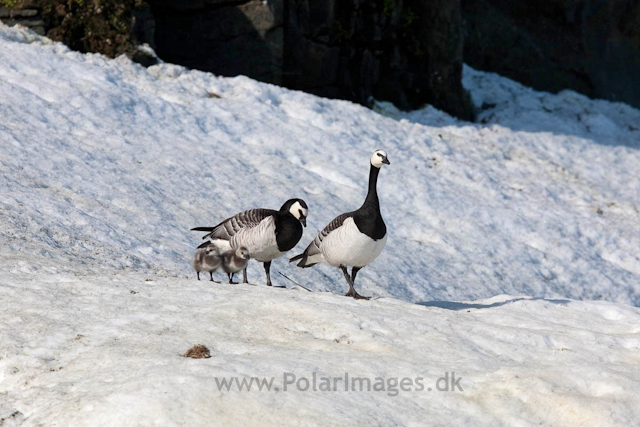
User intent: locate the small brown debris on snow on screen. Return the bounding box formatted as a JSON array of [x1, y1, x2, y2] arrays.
[[183, 344, 211, 359]]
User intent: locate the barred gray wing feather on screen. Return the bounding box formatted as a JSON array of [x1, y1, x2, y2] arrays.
[[195, 209, 277, 241]]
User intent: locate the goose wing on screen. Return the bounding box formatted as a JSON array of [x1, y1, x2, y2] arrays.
[[192, 208, 277, 242], [290, 212, 353, 267]]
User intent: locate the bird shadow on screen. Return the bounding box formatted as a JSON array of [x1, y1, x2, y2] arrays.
[[417, 297, 571, 311]]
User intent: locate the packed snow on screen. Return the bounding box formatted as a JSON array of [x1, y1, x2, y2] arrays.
[[1, 22, 639, 426]]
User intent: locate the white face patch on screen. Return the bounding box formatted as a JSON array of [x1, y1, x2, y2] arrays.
[[289, 201, 308, 220], [370, 150, 389, 168]]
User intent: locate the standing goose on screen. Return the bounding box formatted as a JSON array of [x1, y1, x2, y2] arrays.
[[290, 150, 390, 299], [191, 198, 308, 287]]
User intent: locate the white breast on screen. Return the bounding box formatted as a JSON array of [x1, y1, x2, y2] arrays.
[[230, 216, 283, 262], [321, 217, 387, 267]]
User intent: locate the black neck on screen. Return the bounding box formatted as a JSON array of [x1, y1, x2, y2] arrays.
[[354, 164, 386, 240], [361, 164, 380, 210]]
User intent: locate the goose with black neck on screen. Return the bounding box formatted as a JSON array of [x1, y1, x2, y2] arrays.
[[290, 150, 390, 299], [192, 198, 308, 287]]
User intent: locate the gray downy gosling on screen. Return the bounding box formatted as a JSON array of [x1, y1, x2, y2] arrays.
[[193, 245, 222, 282], [221, 247, 250, 284]]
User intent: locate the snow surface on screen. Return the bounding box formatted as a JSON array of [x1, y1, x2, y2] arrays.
[[1, 23, 640, 425]]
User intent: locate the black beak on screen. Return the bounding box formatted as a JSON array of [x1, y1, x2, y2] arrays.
[[301, 217, 307, 227], [382, 157, 390, 165]]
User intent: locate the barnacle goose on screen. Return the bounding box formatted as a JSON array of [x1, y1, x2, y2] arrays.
[[221, 247, 250, 284], [290, 150, 390, 299], [191, 198, 308, 287], [193, 245, 222, 282]]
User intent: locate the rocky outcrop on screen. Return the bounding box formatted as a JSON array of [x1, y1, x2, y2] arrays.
[[5, 0, 640, 117], [462, 0, 640, 109], [150, 0, 284, 86], [284, 0, 473, 118], [0, 1, 45, 35], [2, 0, 151, 61], [149, 0, 474, 120]]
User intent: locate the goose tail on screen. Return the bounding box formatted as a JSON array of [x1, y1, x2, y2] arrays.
[[289, 252, 317, 268], [191, 226, 214, 232]]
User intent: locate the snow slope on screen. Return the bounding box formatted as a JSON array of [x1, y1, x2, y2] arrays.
[[1, 257, 640, 426], [1, 23, 640, 425], [1, 24, 640, 304]]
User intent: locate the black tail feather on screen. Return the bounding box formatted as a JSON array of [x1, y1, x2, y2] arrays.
[[297, 261, 316, 268], [191, 227, 214, 232], [289, 252, 316, 268], [289, 253, 303, 263], [197, 240, 212, 249]]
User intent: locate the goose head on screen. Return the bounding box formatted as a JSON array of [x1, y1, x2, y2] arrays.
[[370, 150, 390, 168], [281, 198, 308, 227]]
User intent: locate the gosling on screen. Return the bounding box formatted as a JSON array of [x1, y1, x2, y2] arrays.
[[193, 245, 222, 282], [221, 247, 250, 284]]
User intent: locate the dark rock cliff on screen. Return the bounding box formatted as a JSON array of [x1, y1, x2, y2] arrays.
[[150, 0, 284, 85], [148, 0, 474, 120], [4, 0, 639, 116], [462, 0, 640, 109]]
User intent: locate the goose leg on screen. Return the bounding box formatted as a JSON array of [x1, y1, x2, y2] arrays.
[[243, 267, 248, 284], [228, 273, 237, 284], [264, 261, 272, 286], [209, 272, 220, 283], [341, 266, 370, 300], [351, 267, 361, 284], [197, 271, 200, 281]]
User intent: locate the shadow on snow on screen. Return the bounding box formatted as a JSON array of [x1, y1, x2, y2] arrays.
[[417, 297, 571, 310]]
